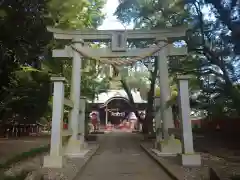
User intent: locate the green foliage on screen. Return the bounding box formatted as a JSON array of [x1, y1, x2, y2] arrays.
[[115, 0, 189, 28], [0, 0, 52, 124], [125, 71, 149, 100], [115, 0, 240, 119], [182, 0, 240, 117], [48, 0, 105, 29], [0, 0, 108, 125]]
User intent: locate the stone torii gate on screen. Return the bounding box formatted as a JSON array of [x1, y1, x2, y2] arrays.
[[43, 26, 200, 168]]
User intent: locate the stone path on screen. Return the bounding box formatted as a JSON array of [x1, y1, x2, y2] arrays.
[[77, 132, 172, 180]]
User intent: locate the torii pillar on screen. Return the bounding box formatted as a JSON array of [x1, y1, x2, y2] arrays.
[[177, 75, 201, 166], [65, 38, 87, 157], [43, 77, 65, 168], [157, 41, 182, 154], [79, 96, 88, 148], [154, 96, 162, 148]]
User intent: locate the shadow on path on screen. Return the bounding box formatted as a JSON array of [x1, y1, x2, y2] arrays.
[[77, 132, 172, 180]]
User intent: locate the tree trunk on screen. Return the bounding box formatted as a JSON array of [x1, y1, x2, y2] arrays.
[[114, 56, 158, 136], [112, 65, 141, 121], [143, 57, 158, 135]]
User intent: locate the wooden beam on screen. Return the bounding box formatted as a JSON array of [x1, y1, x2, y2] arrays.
[[47, 26, 188, 41], [64, 98, 74, 108], [53, 47, 72, 58], [52, 45, 187, 58], [62, 130, 72, 137], [168, 128, 182, 135], [168, 45, 187, 56]]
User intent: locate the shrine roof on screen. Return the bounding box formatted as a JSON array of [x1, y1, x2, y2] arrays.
[[92, 89, 146, 104]]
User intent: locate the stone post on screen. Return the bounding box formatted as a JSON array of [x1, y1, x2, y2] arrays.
[[154, 96, 162, 148], [79, 97, 86, 135], [65, 38, 85, 157], [177, 75, 201, 166], [43, 77, 65, 168], [79, 97, 87, 148], [158, 42, 174, 139], [157, 42, 182, 154], [105, 106, 108, 125]]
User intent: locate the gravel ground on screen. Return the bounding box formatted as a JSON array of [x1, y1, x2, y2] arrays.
[[142, 131, 240, 180], [163, 153, 240, 180], [41, 143, 99, 180], [2, 143, 99, 180], [2, 132, 240, 180], [162, 132, 240, 180]]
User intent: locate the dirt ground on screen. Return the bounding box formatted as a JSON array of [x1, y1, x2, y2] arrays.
[[0, 136, 50, 164], [194, 131, 240, 161], [155, 131, 240, 180], [186, 131, 240, 180]]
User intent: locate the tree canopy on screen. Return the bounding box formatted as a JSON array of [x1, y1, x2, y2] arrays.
[[0, 0, 108, 125], [115, 0, 240, 120]]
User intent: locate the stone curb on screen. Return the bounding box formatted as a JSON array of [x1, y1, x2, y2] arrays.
[[140, 143, 183, 180], [72, 144, 100, 180]]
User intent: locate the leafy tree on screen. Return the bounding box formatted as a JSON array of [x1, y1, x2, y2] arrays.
[[114, 0, 188, 133], [125, 70, 149, 100], [184, 0, 240, 117], [48, 0, 105, 29], [115, 0, 240, 121], [0, 0, 108, 128], [44, 0, 108, 101], [0, 0, 52, 125]]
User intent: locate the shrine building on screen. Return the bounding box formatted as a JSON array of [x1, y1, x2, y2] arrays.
[[88, 89, 147, 125]]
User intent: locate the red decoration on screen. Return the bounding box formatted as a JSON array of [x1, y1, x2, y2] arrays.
[[63, 123, 68, 129]]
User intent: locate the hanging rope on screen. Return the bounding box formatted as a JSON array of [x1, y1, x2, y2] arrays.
[[69, 41, 169, 66]]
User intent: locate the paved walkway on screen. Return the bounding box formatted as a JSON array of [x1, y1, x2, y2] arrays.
[[77, 132, 172, 180]]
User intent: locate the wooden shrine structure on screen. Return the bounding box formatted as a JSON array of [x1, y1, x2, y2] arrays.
[[89, 95, 147, 125]]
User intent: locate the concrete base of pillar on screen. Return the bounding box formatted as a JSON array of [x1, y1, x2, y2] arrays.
[[151, 148, 177, 157], [154, 133, 163, 149], [78, 135, 88, 149], [154, 141, 159, 149], [65, 149, 90, 158], [43, 155, 63, 168], [181, 153, 201, 167], [64, 138, 84, 155], [158, 136, 182, 154], [80, 141, 88, 149]]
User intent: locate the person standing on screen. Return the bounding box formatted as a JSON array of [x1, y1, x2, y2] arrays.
[[90, 112, 98, 132]]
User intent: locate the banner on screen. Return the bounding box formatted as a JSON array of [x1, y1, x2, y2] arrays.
[[111, 112, 125, 117]]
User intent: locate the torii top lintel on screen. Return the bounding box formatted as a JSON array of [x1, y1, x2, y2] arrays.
[[47, 26, 188, 52], [47, 26, 187, 41]]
